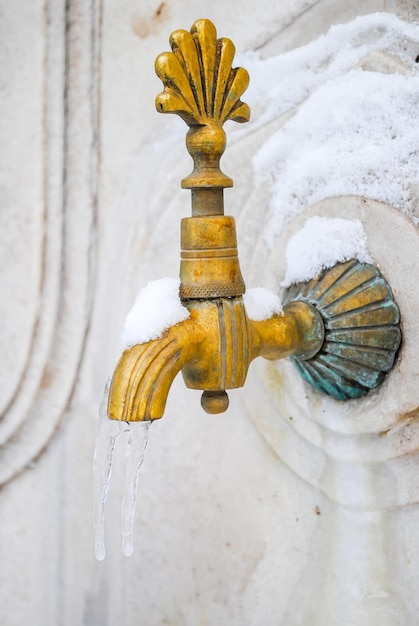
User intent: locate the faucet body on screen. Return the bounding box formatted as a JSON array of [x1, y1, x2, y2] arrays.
[[108, 293, 324, 421]]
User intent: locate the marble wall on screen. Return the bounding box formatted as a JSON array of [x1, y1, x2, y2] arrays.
[[1, 1, 418, 624]]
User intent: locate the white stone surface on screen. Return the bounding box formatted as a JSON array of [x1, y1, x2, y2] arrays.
[[1, 1, 419, 625]]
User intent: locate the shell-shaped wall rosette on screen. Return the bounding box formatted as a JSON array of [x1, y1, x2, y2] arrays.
[[283, 260, 402, 401], [155, 19, 250, 127]]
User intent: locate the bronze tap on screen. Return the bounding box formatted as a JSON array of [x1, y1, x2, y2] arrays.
[[107, 19, 401, 422]]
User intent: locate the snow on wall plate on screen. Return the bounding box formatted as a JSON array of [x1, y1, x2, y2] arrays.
[[283, 259, 402, 401]]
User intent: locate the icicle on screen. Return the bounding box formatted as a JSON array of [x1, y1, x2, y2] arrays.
[[93, 383, 129, 561], [121, 421, 152, 557]]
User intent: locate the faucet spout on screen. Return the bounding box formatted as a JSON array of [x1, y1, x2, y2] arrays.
[[108, 319, 205, 421]]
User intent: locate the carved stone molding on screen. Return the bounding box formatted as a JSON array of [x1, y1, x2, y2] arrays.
[[245, 197, 419, 509], [0, 0, 101, 484]]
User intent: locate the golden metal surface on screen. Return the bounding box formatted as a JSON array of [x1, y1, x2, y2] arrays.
[[180, 215, 245, 298], [108, 297, 324, 421], [108, 319, 205, 422], [155, 18, 249, 192], [107, 19, 400, 421], [155, 18, 250, 299], [107, 19, 326, 421]]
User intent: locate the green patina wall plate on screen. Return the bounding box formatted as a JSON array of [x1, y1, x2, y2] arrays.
[[283, 259, 402, 401]]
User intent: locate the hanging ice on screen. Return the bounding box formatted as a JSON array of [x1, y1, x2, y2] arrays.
[[93, 383, 152, 560], [121, 420, 151, 557]]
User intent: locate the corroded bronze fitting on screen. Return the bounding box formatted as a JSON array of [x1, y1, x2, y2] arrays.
[[107, 18, 401, 422]]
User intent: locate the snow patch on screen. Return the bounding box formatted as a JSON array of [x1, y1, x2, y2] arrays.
[[121, 278, 190, 349], [234, 13, 419, 242], [243, 287, 282, 320], [282, 217, 372, 286]]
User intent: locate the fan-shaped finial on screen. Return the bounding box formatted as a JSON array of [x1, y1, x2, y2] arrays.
[[155, 19, 250, 127], [155, 18, 250, 192]]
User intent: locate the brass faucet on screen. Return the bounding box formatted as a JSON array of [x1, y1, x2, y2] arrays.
[[107, 19, 401, 422]]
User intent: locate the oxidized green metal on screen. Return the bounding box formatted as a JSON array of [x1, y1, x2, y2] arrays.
[[283, 259, 402, 400]]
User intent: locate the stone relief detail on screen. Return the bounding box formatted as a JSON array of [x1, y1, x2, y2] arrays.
[[0, 0, 100, 484]]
